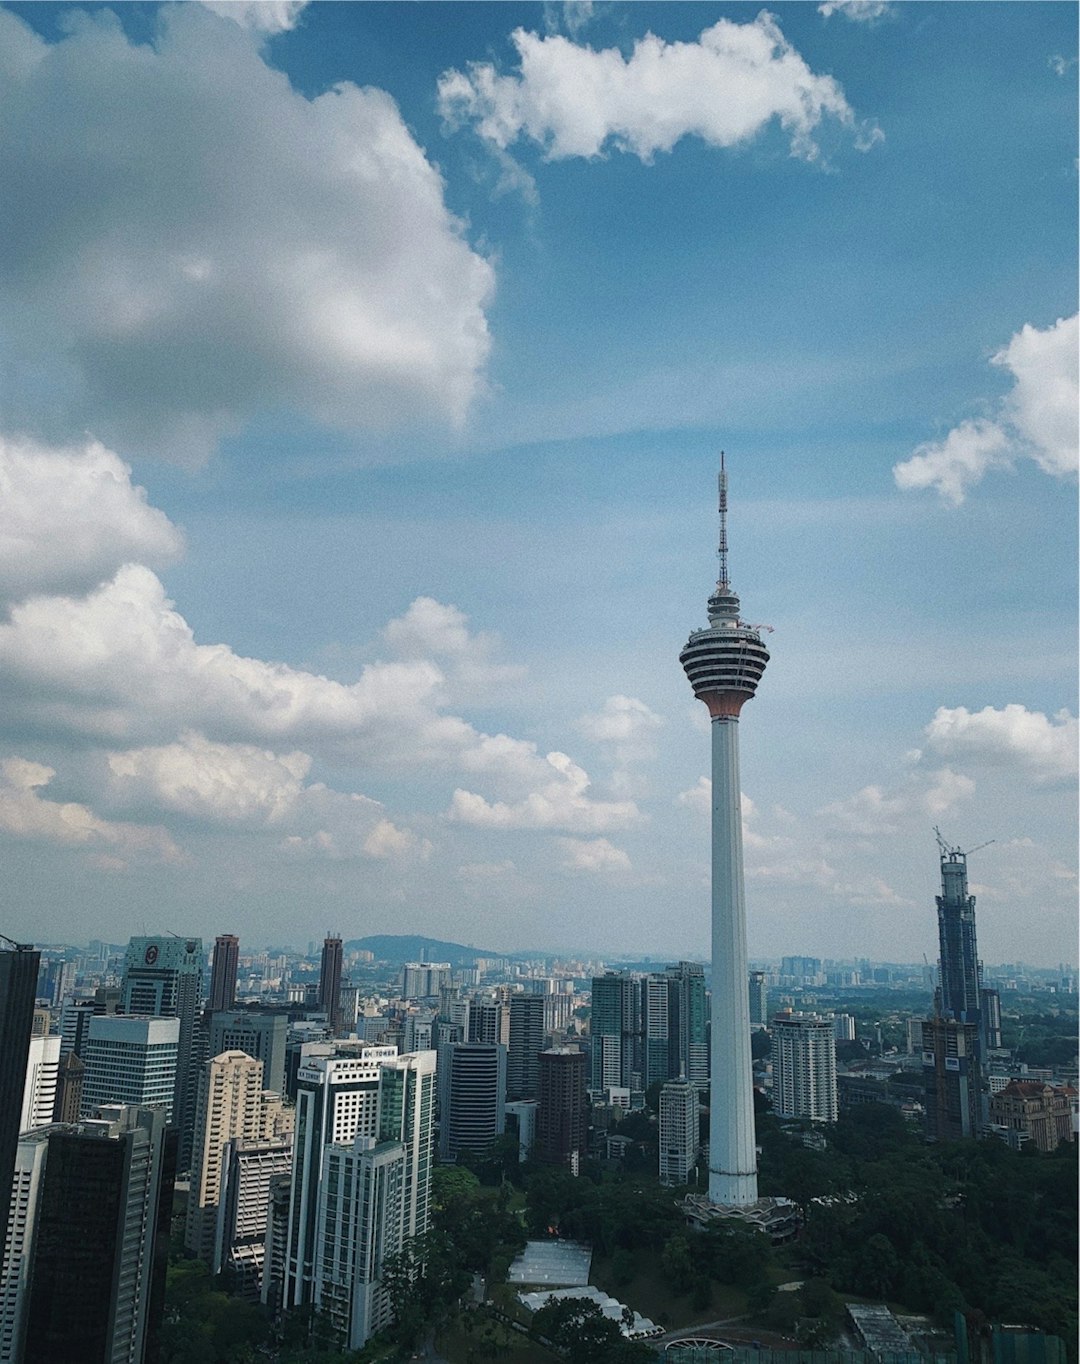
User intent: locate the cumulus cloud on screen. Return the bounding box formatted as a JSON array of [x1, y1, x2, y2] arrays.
[[0, 5, 493, 464], [438, 13, 880, 168], [199, 1, 308, 33], [894, 314, 1079, 503], [447, 750, 639, 832], [0, 755, 180, 865], [818, 1, 892, 21], [383, 596, 524, 698], [578, 694, 663, 756], [557, 836, 632, 874], [924, 704, 1078, 785], [676, 775, 712, 815], [0, 435, 183, 612], [820, 766, 974, 836]]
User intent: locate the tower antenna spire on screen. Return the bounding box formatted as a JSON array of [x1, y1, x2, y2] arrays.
[[718, 452, 729, 590]]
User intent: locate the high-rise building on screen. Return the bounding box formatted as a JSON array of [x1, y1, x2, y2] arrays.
[[980, 987, 1003, 1052], [208, 934, 240, 1013], [659, 1077, 700, 1187], [680, 460, 770, 1207], [283, 1044, 397, 1310], [401, 963, 452, 999], [52, 1052, 85, 1124], [319, 937, 344, 1036], [468, 997, 509, 1047], [771, 1012, 838, 1123], [21, 1105, 175, 1364], [209, 1009, 288, 1096], [922, 1016, 981, 1141], [121, 936, 203, 1167], [185, 1051, 272, 1262], [536, 1048, 587, 1173], [312, 1050, 436, 1351], [81, 1015, 180, 1120], [0, 942, 41, 1258], [59, 998, 96, 1058], [665, 962, 708, 1089], [0, 1128, 50, 1364], [19, 1034, 60, 1133], [642, 974, 672, 1090], [507, 994, 545, 1102], [934, 835, 983, 1025], [748, 971, 768, 1029], [437, 1041, 506, 1164], [214, 1137, 293, 1293], [589, 972, 641, 1092]]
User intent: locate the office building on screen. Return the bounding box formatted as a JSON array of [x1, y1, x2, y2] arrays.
[[833, 1013, 856, 1044], [980, 987, 1003, 1052], [468, 997, 509, 1047], [40, 959, 75, 1010], [680, 460, 770, 1206], [589, 972, 641, 1092], [312, 1050, 436, 1351], [659, 1077, 700, 1187], [935, 834, 983, 1025], [59, 998, 95, 1058], [215, 1136, 293, 1294], [208, 934, 240, 1013], [748, 971, 768, 1029], [507, 994, 545, 1101], [0, 1130, 49, 1364], [771, 1013, 838, 1123], [401, 963, 452, 999], [81, 1015, 180, 1120], [437, 1041, 505, 1164], [505, 1100, 538, 1162], [186, 1050, 280, 1263], [664, 962, 708, 1089], [52, 1052, 84, 1124], [0, 943, 41, 1258], [536, 1048, 587, 1173], [319, 937, 344, 1036], [209, 1009, 288, 1096], [121, 936, 203, 1167], [21, 1105, 175, 1364], [283, 1044, 397, 1309], [922, 1016, 981, 1141], [19, 1034, 60, 1133]]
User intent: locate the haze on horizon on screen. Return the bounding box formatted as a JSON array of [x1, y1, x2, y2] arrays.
[[0, 0, 1075, 966]]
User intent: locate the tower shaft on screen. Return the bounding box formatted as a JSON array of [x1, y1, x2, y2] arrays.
[[709, 716, 758, 1205]]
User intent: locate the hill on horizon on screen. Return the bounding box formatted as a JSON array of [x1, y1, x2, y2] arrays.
[[345, 934, 508, 967]]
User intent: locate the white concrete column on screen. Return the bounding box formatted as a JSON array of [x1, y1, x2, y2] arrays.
[[709, 715, 758, 1206]]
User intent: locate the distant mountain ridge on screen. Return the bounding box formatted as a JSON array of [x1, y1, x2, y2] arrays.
[[345, 934, 509, 968]]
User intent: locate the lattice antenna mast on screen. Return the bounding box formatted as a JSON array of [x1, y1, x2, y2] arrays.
[[717, 451, 730, 590]]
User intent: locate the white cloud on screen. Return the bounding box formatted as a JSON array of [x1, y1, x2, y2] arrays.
[[894, 314, 1079, 503], [0, 755, 180, 865], [677, 775, 712, 815], [199, 1, 308, 33], [578, 694, 663, 753], [924, 704, 1078, 785], [447, 750, 639, 832], [0, 435, 183, 611], [0, 5, 493, 464], [820, 766, 974, 835], [557, 835, 632, 874], [1048, 54, 1077, 77], [383, 596, 524, 699], [438, 13, 879, 168], [818, 1, 892, 22]]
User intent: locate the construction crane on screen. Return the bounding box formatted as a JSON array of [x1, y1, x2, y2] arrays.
[[933, 826, 995, 859]]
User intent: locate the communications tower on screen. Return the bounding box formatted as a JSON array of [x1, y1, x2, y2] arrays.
[[680, 458, 769, 1207]]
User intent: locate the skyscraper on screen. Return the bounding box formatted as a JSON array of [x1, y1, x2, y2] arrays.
[[319, 936, 344, 1036], [680, 460, 769, 1208], [19, 1034, 60, 1133], [665, 962, 708, 1090], [21, 1105, 175, 1364], [748, 971, 768, 1029], [0, 1129, 49, 1364], [81, 1015, 180, 1120], [507, 993, 545, 1102], [208, 934, 240, 1013], [536, 1048, 587, 1174], [121, 936, 203, 1167], [771, 1012, 838, 1123], [0, 942, 40, 1258], [209, 1009, 288, 1096], [659, 1077, 700, 1187], [588, 971, 640, 1092], [437, 1041, 506, 1164], [934, 833, 983, 1025]]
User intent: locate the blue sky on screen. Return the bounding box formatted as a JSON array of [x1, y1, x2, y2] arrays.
[[0, 0, 1075, 964]]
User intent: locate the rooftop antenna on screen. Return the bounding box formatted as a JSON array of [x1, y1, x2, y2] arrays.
[[717, 451, 729, 590]]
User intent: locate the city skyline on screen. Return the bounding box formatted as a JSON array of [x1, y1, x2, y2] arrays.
[[0, 2, 1075, 965]]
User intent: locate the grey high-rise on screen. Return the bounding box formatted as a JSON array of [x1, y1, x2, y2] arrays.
[[680, 460, 769, 1208], [934, 833, 983, 1025], [318, 937, 343, 1036], [208, 935, 240, 1013], [122, 936, 203, 1169], [507, 994, 545, 1101]]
